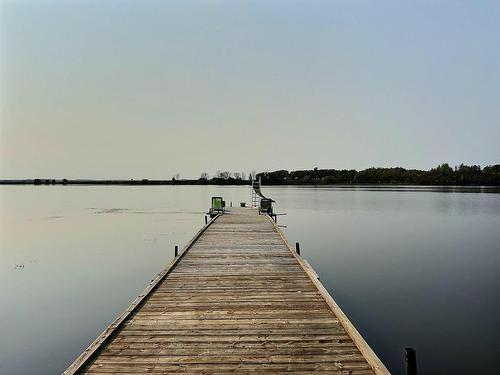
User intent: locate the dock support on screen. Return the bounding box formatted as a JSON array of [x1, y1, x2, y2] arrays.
[[205, 216, 208, 225], [295, 242, 301, 255], [174, 245, 179, 257], [405, 348, 417, 375]]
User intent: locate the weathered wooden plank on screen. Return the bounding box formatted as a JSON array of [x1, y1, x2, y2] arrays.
[[91, 354, 371, 364], [108, 334, 354, 349], [83, 364, 375, 374], [112, 335, 353, 342]]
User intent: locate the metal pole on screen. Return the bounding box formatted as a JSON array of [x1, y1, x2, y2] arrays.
[[405, 348, 417, 375], [295, 242, 300, 255], [174, 245, 179, 257], [205, 215, 208, 225]]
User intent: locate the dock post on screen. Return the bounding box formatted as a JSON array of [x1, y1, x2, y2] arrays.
[[405, 348, 417, 375], [230, 201, 232, 207], [174, 245, 179, 257], [295, 242, 301, 255], [205, 216, 208, 225]]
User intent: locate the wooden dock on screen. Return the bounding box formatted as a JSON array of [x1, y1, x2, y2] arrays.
[[65, 208, 389, 374]]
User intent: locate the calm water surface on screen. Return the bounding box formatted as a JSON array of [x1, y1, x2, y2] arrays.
[[1, 185, 499, 374]]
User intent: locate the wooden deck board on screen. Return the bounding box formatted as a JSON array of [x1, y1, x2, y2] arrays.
[[66, 208, 389, 374]]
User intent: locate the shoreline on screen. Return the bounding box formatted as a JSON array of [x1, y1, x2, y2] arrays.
[[1, 179, 500, 187]]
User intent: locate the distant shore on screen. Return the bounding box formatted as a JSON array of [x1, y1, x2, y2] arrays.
[[2, 163, 500, 186], [0, 179, 249, 186]]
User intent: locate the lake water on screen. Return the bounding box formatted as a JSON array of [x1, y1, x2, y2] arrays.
[[1, 185, 499, 374]]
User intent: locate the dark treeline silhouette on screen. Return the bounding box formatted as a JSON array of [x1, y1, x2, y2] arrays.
[[256, 164, 500, 185], [2, 164, 499, 186], [197, 170, 250, 185]]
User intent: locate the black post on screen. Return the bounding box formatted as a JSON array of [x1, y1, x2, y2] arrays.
[[405, 348, 417, 375], [295, 242, 300, 255], [230, 201, 232, 207], [205, 215, 208, 225], [175, 245, 179, 257]]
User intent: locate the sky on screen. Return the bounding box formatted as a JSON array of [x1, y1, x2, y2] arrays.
[[1, 0, 499, 179]]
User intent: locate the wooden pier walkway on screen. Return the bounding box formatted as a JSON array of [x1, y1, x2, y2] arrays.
[[65, 208, 389, 374]]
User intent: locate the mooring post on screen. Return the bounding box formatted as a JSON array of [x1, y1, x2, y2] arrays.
[[405, 348, 417, 375], [295, 242, 300, 255], [205, 215, 208, 225], [174, 245, 179, 257], [230, 201, 232, 207]]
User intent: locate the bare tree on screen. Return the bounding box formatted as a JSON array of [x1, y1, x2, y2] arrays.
[[214, 170, 222, 178], [220, 171, 232, 180], [233, 172, 242, 180], [241, 172, 246, 180], [200, 172, 209, 180]]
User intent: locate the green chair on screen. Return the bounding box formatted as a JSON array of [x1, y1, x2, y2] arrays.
[[209, 196, 224, 217], [212, 197, 223, 210]]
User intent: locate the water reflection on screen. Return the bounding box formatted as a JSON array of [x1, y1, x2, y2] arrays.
[[1, 185, 499, 374], [269, 185, 500, 375]]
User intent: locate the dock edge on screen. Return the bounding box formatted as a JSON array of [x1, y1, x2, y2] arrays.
[[63, 214, 222, 375], [266, 214, 391, 375]]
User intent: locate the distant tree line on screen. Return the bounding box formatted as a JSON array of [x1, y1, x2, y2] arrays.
[[3, 164, 499, 186], [197, 170, 253, 185], [255, 164, 500, 185]]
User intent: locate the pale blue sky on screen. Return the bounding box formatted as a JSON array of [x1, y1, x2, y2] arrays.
[[1, 0, 499, 178]]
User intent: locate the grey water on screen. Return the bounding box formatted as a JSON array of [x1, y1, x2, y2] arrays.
[[1, 185, 499, 374]]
